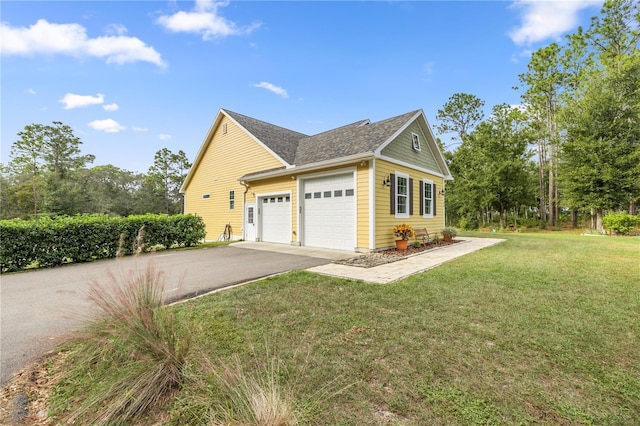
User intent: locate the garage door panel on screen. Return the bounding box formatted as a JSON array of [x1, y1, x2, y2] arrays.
[[303, 173, 355, 251], [261, 195, 290, 244]]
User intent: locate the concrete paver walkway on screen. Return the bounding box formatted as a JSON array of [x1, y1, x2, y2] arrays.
[[307, 237, 506, 283]]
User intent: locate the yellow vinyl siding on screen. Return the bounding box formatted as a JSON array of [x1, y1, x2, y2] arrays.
[[184, 116, 284, 241], [356, 163, 370, 250], [375, 159, 445, 249]]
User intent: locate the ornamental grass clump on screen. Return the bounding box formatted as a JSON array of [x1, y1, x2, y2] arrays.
[[54, 229, 191, 425]]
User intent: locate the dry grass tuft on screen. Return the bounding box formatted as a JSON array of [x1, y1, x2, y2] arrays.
[[55, 234, 191, 425]]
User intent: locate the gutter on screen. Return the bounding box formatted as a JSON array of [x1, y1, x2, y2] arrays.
[[238, 152, 375, 182]]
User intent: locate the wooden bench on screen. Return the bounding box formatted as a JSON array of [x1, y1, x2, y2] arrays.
[[413, 228, 430, 246]]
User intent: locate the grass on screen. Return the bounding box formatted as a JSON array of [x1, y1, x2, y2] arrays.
[[50, 232, 639, 425]]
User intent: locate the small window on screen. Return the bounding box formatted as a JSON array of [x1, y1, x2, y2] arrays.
[[247, 207, 254, 224], [345, 189, 355, 196], [314, 192, 321, 199], [422, 180, 433, 217], [305, 193, 312, 199], [263, 198, 268, 203], [285, 196, 290, 202], [324, 191, 332, 198], [395, 173, 409, 218], [277, 197, 283, 202], [229, 190, 235, 210], [412, 133, 421, 151], [270, 197, 276, 203], [334, 190, 343, 197], [202, 193, 210, 199], [222, 123, 227, 134]]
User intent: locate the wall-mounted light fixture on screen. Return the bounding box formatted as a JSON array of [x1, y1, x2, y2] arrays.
[[439, 188, 446, 196], [360, 160, 367, 167], [290, 175, 296, 180], [382, 175, 391, 187]]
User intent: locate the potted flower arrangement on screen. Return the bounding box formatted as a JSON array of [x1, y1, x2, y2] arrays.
[[393, 223, 414, 250], [441, 226, 457, 242]]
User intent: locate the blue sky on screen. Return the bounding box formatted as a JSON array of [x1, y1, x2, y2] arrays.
[[1, 0, 604, 173]]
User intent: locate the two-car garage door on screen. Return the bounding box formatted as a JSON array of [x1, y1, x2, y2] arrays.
[[258, 172, 356, 251], [302, 173, 355, 251]]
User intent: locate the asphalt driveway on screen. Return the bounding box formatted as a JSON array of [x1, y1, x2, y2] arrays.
[[1, 245, 341, 385]]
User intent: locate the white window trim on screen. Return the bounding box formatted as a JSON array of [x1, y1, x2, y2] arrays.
[[229, 190, 235, 210], [412, 132, 421, 151], [395, 171, 409, 219], [422, 179, 434, 218]]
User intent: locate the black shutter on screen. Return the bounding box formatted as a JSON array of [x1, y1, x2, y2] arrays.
[[389, 174, 396, 215], [433, 183, 437, 216], [409, 178, 414, 215], [419, 181, 424, 216]]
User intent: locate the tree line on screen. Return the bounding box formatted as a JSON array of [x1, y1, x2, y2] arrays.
[[1, 121, 191, 219], [437, 0, 639, 231]]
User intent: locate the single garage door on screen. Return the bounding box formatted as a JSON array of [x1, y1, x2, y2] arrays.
[[260, 195, 291, 244], [303, 173, 355, 250]]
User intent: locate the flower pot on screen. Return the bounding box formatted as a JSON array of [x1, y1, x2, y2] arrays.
[[443, 234, 452, 242], [395, 239, 408, 250]]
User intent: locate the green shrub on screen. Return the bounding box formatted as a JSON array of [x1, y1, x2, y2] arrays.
[[602, 212, 640, 236], [459, 217, 478, 231], [0, 214, 206, 272]]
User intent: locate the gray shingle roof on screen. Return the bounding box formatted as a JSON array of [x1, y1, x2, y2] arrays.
[[224, 109, 419, 167], [223, 109, 308, 165], [294, 110, 419, 165]]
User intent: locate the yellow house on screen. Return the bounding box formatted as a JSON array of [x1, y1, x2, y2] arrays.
[[180, 108, 453, 252]]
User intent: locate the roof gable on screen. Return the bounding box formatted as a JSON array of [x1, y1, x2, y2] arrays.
[[223, 109, 308, 165], [293, 110, 419, 165]]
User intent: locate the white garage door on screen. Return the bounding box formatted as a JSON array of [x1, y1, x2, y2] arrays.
[[303, 173, 355, 251], [260, 195, 291, 244]]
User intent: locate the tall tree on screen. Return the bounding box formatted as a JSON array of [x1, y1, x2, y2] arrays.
[[435, 93, 485, 144], [8, 122, 94, 217], [145, 148, 191, 214], [519, 43, 564, 226], [9, 124, 46, 216], [560, 53, 640, 230], [447, 105, 535, 228], [586, 0, 640, 69]]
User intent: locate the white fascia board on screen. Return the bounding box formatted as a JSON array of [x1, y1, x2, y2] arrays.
[[373, 110, 422, 156], [372, 110, 453, 180], [377, 154, 448, 179], [239, 152, 374, 182], [180, 108, 225, 193], [221, 109, 290, 168]]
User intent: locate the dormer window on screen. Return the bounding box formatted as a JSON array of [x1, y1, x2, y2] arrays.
[[412, 133, 421, 151]]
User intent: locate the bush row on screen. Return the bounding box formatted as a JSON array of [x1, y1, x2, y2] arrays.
[[0, 214, 206, 272]]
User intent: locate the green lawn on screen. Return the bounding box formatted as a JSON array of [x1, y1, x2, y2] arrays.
[[56, 233, 640, 425]]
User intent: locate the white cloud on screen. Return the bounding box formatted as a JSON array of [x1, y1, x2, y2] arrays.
[[89, 118, 125, 133], [253, 81, 288, 98], [60, 93, 104, 109], [1, 19, 166, 67], [25, 88, 36, 95], [422, 61, 435, 76], [159, 133, 172, 140], [132, 126, 148, 132], [509, 0, 602, 45], [103, 103, 118, 111], [156, 0, 261, 40]]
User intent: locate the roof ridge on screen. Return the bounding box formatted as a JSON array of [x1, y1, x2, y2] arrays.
[[222, 109, 308, 138]]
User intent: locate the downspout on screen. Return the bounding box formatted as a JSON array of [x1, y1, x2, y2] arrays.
[[240, 181, 250, 240]]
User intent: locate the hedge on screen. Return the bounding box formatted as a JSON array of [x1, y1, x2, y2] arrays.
[[602, 212, 640, 236], [0, 214, 206, 273]]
